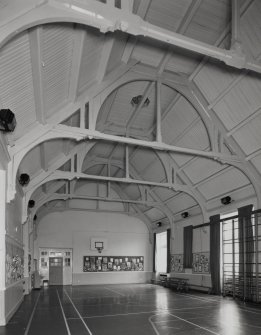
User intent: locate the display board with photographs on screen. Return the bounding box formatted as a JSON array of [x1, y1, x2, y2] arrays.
[[6, 241, 24, 285], [170, 254, 184, 273], [192, 252, 210, 273], [83, 256, 144, 272]]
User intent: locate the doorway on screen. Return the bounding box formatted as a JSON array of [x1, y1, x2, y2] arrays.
[[49, 257, 63, 285]]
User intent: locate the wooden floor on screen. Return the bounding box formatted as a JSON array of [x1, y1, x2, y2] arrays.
[[1, 284, 261, 334]]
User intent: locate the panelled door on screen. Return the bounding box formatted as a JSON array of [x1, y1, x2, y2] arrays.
[[49, 257, 63, 285]]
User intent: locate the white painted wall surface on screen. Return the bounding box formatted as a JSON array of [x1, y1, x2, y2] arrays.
[[2, 178, 24, 325], [0, 170, 6, 325], [35, 211, 152, 285]]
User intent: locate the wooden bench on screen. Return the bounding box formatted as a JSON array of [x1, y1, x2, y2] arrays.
[[168, 277, 189, 292], [159, 274, 168, 287], [151, 279, 161, 285]]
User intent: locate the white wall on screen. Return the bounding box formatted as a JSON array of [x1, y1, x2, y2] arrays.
[[35, 211, 152, 285], [4, 188, 24, 325]]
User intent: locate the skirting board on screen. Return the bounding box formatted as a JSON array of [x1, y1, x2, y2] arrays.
[[0, 293, 24, 326], [73, 271, 153, 285], [4, 294, 24, 325]]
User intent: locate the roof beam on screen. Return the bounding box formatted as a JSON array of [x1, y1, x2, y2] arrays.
[[121, 0, 151, 63], [37, 193, 160, 207], [93, 142, 120, 176], [39, 142, 48, 172], [189, 0, 254, 81], [97, 90, 118, 130], [50, 170, 189, 193], [147, 92, 181, 136], [68, 28, 85, 102], [246, 149, 261, 161], [45, 0, 261, 74], [156, 152, 208, 221], [157, 0, 203, 74], [22, 179, 66, 222], [231, 0, 243, 52], [35, 185, 155, 236], [2, 0, 261, 73], [129, 164, 174, 221], [227, 107, 261, 137], [96, 34, 115, 83], [29, 26, 45, 124], [189, 82, 261, 206], [54, 124, 242, 163]]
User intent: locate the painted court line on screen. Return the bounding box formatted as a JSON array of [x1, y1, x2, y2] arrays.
[[82, 305, 217, 319], [239, 306, 261, 315], [153, 315, 210, 324], [24, 291, 41, 335], [63, 289, 93, 335], [168, 312, 221, 335], [104, 287, 125, 296], [148, 314, 161, 335], [175, 292, 218, 302], [84, 310, 165, 319], [56, 290, 71, 335], [242, 322, 261, 329], [65, 294, 120, 300]]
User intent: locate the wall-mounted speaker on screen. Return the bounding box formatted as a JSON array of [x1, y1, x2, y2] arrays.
[[19, 173, 30, 186], [221, 196, 232, 205], [156, 222, 162, 227], [0, 109, 16, 132], [181, 211, 189, 218], [28, 200, 35, 208]]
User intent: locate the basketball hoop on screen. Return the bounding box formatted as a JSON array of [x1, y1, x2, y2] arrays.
[[95, 242, 104, 253]]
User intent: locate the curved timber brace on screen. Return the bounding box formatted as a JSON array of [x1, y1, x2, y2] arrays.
[[0, 0, 261, 73]]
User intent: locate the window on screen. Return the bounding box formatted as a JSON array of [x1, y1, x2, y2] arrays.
[[65, 258, 71, 267], [41, 258, 47, 267], [220, 211, 238, 291], [155, 231, 167, 273]]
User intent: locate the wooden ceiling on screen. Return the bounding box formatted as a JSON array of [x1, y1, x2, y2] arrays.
[[1, 0, 261, 230]]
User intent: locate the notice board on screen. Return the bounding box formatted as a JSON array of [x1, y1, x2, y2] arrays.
[[83, 256, 144, 272]]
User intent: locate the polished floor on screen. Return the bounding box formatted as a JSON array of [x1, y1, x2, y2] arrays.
[[1, 284, 261, 334]]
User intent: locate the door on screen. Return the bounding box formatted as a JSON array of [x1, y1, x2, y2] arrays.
[[49, 257, 63, 285]]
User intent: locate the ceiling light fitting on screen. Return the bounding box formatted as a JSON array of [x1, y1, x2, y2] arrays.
[[131, 95, 150, 107]]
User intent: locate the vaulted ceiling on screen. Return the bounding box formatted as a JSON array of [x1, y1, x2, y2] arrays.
[[1, 0, 261, 231]]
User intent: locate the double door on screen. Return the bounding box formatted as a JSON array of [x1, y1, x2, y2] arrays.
[[49, 257, 63, 285]]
